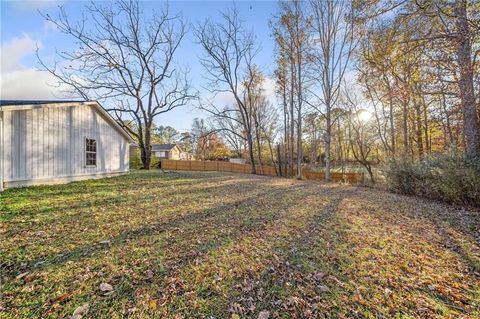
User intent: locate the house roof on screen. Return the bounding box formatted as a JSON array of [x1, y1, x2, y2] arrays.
[[0, 100, 86, 106], [0, 100, 135, 143], [151, 144, 179, 151]]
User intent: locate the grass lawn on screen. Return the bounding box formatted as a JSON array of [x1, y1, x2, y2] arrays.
[[1, 170, 479, 318]]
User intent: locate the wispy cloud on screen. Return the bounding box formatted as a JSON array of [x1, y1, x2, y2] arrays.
[[11, 0, 62, 11], [203, 76, 278, 110], [0, 68, 63, 99], [0, 34, 66, 99], [0, 35, 37, 73]]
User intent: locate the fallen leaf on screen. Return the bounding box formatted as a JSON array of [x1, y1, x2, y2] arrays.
[[318, 285, 330, 292], [70, 303, 89, 319], [148, 299, 157, 309], [99, 283, 113, 293], [16, 272, 29, 280], [145, 270, 154, 279]]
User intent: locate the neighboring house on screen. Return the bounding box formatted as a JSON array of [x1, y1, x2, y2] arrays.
[[0, 100, 134, 190], [152, 144, 182, 160]]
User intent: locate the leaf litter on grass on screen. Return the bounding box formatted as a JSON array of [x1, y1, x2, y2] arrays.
[[0, 170, 478, 318]]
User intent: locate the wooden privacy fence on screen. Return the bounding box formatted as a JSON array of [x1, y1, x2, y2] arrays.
[[161, 160, 364, 183]]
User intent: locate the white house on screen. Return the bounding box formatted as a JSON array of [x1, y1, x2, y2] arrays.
[[0, 100, 134, 190]]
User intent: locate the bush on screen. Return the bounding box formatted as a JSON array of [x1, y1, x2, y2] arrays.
[[384, 155, 480, 207], [129, 149, 160, 169]]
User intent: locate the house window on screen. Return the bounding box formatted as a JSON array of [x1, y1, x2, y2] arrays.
[[85, 138, 97, 166]]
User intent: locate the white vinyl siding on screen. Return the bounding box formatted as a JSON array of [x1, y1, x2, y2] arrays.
[[1, 104, 129, 185]]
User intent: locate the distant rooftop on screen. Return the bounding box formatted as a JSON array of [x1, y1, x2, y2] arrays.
[[151, 144, 178, 151], [0, 100, 90, 107]]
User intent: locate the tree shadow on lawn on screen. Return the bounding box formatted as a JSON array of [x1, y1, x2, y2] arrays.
[[0, 172, 242, 222], [146, 187, 349, 318], [2, 176, 253, 269], [84, 184, 335, 318], [360, 188, 480, 273], [1, 182, 307, 278], [1, 175, 260, 244], [155, 185, 480, 318], [323, 189, 480, 318], [6, 176, 478, 318], [88, 184, 478, 319], [0, 177, 275, 263], [376, 189, 479, 242], [2, 182, 315, 318]]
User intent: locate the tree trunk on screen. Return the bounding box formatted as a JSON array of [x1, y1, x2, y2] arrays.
[[338, 122, 345, 173], [422, 97, 430, 154], [388, 92, 396, 157], [255, 124, 264, 175], [402, 99, 409, 156], [325, 107, 331, 181], [296, 109, 302, 179], [295, 18, 303, 180], [441, 88, 455, 149], [366, 163, 375, 184], [141, 124, 152, 170], [454, 0, 480, 158], [289, 52, 295, 177], [414, 99, 424, 160], [277, 144, 282, 176], [283, 87, 289, 177], [247, 132, 257, 174], [296, 70, 302, 179]]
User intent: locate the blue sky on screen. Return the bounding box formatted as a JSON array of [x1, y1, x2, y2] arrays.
[[0, 0, 279, 132]]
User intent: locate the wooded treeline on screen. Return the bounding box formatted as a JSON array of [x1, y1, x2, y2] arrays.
[[202, 0, 479, 183]]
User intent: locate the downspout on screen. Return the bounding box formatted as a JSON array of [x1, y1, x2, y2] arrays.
[[0, 110, 4, 191]]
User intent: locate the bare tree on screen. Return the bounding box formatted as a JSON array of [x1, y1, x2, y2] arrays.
[[212, 112, 245, 158], [252, 88, 280, 174], [309, 0, 356, 180], [191, 118, 209, 160], [195, 8, 259, 173], [272, 12, 293, 176], [38, 0, 196, 169], [344, 89, 378, 183], [272, 0, 309, 179]]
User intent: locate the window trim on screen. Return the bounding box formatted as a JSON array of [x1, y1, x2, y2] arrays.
[[85, 137, 97, 167]]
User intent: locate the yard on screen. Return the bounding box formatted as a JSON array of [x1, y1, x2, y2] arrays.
[[1, 171, 479, 318]]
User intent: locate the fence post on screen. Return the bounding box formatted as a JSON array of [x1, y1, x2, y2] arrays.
[[189, 160, 192, 171]]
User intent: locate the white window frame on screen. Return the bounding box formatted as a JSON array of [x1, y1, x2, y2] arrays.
[[85, 137, 97, 167]]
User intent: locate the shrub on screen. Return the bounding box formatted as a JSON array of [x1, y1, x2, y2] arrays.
[[384, 155, 480, 207], [129, 149, 160, 169]]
